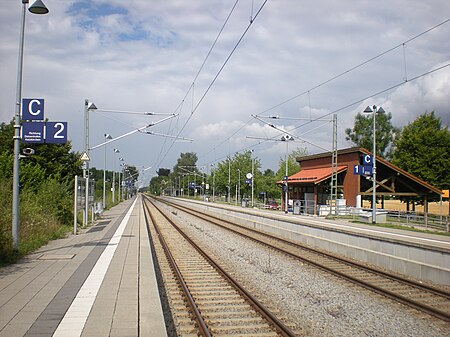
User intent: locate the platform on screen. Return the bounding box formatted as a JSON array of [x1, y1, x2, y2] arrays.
[[0, 195, 167, 337], [167, 197, 450, 286]]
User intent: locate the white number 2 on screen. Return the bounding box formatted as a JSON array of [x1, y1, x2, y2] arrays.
[[53, 122, 65, 138]]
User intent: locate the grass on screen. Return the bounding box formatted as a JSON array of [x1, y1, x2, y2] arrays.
[[0, 179, 76, 266]]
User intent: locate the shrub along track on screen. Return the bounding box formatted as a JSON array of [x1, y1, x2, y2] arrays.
[[157, 196, 450, 323], [142, 195, 298, 337]]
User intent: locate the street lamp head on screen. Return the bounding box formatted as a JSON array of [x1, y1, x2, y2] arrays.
[[363, 106, 373, 113], [28, 0, 49, 14], [364, 105, 385, 114], [105, 133, 112, 140], [114, 148, 120, 153], [87, 102, 97, 110]]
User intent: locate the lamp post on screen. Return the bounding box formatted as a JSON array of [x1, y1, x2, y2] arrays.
[[251, 150, 254, 207], [103, 133, 112, 209], [12, 0, 49, 249], [363, 105, 385, 224], [228, 156, 231, 204], [118, 158, 124, 202], [237, 169, 241, 206], [12, 0, 48, 249], [281, 135, 293, 214], [113, 148, 119, 202], [210, 164, 215, 202]]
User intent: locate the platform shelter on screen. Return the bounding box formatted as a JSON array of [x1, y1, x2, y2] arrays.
[[283, 147, 442, 215]]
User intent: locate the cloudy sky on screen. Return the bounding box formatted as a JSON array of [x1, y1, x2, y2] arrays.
[[1, 0, 449, 186]]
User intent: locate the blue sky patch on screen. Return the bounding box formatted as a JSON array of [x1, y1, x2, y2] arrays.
[[67, 1, 127, 19]]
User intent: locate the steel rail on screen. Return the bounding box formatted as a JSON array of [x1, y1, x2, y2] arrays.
[[144, 195, 297, 337], [142, 198, 212, 337], [159, 197, 450, 322]]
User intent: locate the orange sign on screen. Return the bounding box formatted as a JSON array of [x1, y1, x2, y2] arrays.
[[442, 190, 449, 198]]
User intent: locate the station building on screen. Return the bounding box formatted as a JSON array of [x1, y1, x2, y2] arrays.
[[283, 147, 442, 216]]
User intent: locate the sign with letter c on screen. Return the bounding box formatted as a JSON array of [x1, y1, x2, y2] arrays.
[[22, 98, 44, 120], [363, 154, 373, 166]]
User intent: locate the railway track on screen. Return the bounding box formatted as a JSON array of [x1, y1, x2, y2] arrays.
[[142, 195, 298, 336], [157, 196, 450, 323]]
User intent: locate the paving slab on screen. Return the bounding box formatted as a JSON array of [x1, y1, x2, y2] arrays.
[[0, 195, 167, 337]]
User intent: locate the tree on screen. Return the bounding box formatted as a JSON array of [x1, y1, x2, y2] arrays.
[[391, 111, 450, 191], [276, 146, 307, 180], [157, 168, 171, 177], [173, 152, 198, 175], [258, 169, 278, 200], [345, 112, 399, 159], [213, 151, 261, 200]]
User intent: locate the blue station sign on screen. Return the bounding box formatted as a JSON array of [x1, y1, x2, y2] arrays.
[[353, 165, 373, 176], [46, 122, 68, 144], [362, 154, 374, 166], [22, 121, 45, 143], [21, 121, 68, 144], [22, 98, 45, 121]]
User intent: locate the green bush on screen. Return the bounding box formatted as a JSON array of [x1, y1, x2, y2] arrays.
[[0, 173, 74, 265]]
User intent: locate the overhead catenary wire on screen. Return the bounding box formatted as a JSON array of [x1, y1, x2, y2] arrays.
[[196, 19, 449, 167], [256, 18, 450, 117], [154, 0, 270, 171], [198, 62, 450, 168]]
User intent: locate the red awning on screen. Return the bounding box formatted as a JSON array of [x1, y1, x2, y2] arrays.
[[284, 166, 347, 184]]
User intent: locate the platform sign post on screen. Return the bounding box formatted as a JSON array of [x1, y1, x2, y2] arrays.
[[80, 152, 90, 226]]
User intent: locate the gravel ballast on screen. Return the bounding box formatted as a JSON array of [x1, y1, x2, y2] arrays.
[[161, 202, 449, 337]]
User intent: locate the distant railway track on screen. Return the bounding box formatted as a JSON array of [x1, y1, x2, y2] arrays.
[[157, 196, 450, 323], [142, 195, 298, 336]]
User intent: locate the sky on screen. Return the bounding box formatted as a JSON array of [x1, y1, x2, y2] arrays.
[[1, 0, 449, 187]]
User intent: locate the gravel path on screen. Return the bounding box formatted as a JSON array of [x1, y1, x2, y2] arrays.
[[162, 203, 450, 337]]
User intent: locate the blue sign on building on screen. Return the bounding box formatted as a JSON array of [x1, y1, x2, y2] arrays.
[[362, 154, 373, 166], [353, 165, 373, 176], [22, 98, 44, 121]]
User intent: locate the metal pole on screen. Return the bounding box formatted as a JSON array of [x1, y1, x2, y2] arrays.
[[212, 166, 215, 202], [228, 157, 231, 204], [372, 108, 377, 224], [112, 150, 116, 202], [83, 99, 90, 227], [103, 135, 107, 209], [118, 167, 121, 202], [91, 178, 94, 224], [251, 153, 254, 207], [85, 175, 89, 226], [74, 175, 78, 235], [11, 1, 27, 249], [285, 140, 289, 214], [238, 169, 240, 205]]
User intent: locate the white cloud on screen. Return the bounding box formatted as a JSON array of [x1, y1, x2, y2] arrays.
[[1, 0, 449, 174]]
